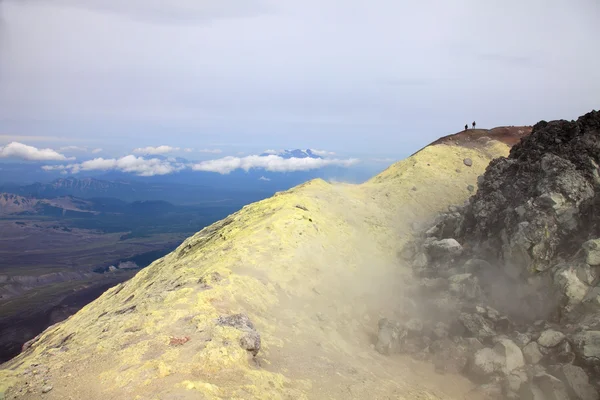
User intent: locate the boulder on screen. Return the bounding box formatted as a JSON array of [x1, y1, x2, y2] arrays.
[[493, 338, 525, 374], [549, 364, 599, 400], [554, 267, 590, 311], [572, 331, 600, 367], [532, 372, 570, 400], [470, 347, 505, 379], [537, 329, 566, 348], [217, 313, 261, 356], [503, 369, 529, 396], [430, 338, 469, 374], [464, 158, 473, 167], [583, 239, 600, 266], [514, 331, 532, 348], [523, 342, 544, 365], [459, 312, 496, 341], [425, 238, 463, 260], [469, 339, 524, 380]]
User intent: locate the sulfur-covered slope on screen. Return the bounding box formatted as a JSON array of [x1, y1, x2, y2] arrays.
[[0, 127, 530, 400]]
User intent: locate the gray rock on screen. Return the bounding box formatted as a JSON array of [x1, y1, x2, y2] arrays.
[[533, 372, 570, 400], [494, 338, 525, 374], [538, 329, 566, 348], [425, 225, 440, 238], [468, 184, 475, 192], [239, 330, 261, 356], [549, 364, 599, 400], [577, 264, 600, 286], [470, 347, 505, 379], [217, 313, 261, 356], [503, 369, 529, 396], [430, 338, 469, 374], [554, 267, 590, 311], [464, 158, 473, 167], [42, 385, 53, 394], [523, 342, 544, 365], [459, 312, 496, 340], [375, 318, 404, 355], [217, 313, 255, 330], [572, 331, 600, 367], [583, 239, 600, 266], [426, 238, 463, 260], [514, 331, 532, 348], [448, 273, 483, 300]]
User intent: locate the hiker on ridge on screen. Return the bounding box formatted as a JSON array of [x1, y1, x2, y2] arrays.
[[465, 124, 468, 131], [472, 121, 476, 129]]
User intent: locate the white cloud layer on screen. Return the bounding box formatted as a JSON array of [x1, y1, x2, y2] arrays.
[[258, 176, 271, 181], [44, 155, 184, 176], [191, 154, 359, 174], [0, 142, 74, 161], [133, 145, 180, 155], [91, 148, 103, 154]]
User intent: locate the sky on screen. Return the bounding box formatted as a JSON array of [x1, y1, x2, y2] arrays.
[[0, 0, 599, 175]]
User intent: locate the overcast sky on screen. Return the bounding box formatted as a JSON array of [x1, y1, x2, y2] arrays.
[[1, 0, 599, 161]]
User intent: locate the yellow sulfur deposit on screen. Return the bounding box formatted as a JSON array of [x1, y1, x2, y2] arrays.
[[0, 133, 518, 399]]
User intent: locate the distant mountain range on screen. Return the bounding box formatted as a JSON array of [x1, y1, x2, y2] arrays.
[[259, 149, 323, 159], [0, 192, 96, 216]]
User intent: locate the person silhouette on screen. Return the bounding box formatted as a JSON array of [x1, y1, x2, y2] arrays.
[[472, 121, 476, 129], [465, 124, 468, 130]]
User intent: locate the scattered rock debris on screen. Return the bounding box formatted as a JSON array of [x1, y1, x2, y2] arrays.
[[376, 111, 600, 400], [217, 313, 261, 356]]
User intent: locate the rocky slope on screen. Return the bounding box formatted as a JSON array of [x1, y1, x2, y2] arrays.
[[391, 111, 600, 399], [0, 125, 531, 399]]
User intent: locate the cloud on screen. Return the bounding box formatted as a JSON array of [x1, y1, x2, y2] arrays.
[[45, 155, 185, 176], [183, 148, 194, 153], [310, 149, 336, 157], [192, 154, 359, 174], [258, 176, 271, 181], [132, 145, 180, 155], [262, 149, 281, 155], [91, 148, 103, 154], [198, 148, 222, 154], [59, 145, 88, 152], [0, 142, 74, 161]]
